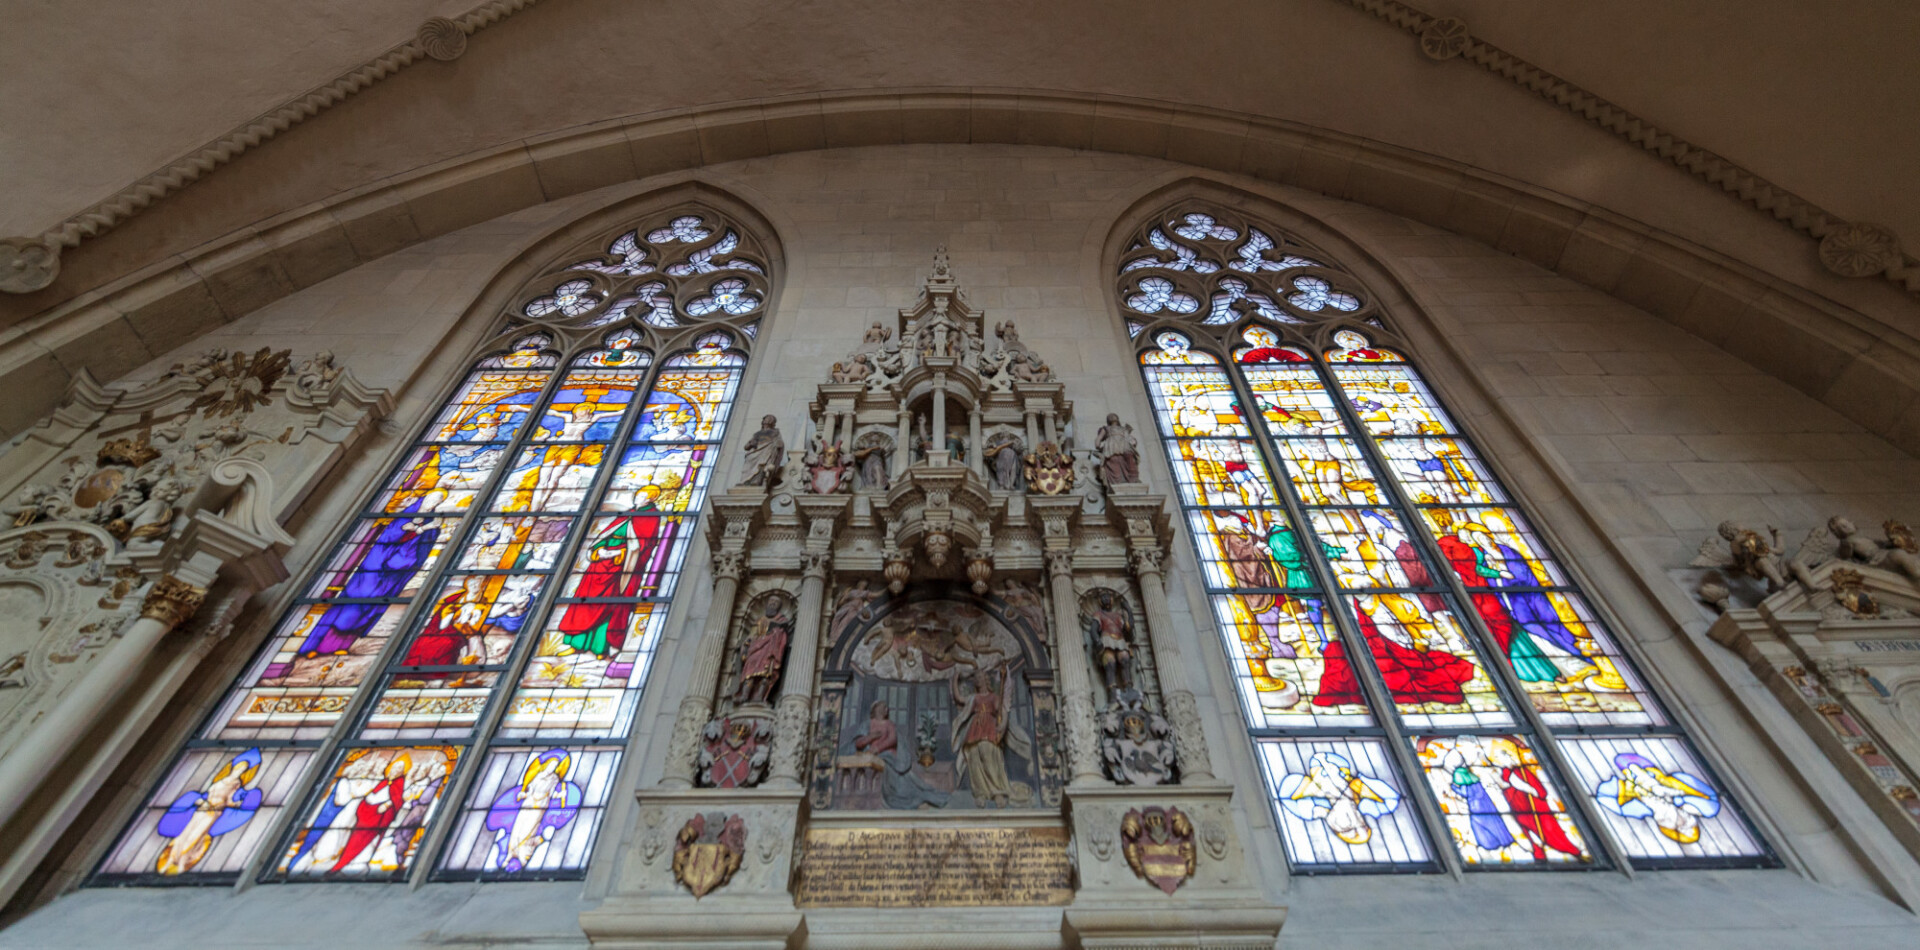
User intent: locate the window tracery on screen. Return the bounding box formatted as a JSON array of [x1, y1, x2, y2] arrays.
[[95, 206, 768, 885], [1119, 203, 1771, 872]]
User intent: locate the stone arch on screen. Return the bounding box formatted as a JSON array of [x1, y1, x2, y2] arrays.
[[4, 93, 1912, 463]]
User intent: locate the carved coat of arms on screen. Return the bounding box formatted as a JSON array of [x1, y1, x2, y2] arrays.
[[672, 812, 746, 898], [1023, 441, 1075, 496], [698, 717, 772, 789], [1100, 697, 1177, 786], [1121, 805, 1195, 894]]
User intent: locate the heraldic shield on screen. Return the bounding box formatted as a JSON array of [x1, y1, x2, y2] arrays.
[[672, 812, 746, 898], [1122, 806, 1197, 895]]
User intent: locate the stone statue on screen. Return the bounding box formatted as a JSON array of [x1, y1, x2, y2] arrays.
[[944, 428, 966, 460], [291, 350, 342, 396], [734, 596, 794, 705], [857, 320, 892, 353], [738, 415, 785, 487], [1082, 590, 1136, 693], [1100, 696, 1176, 786], [1096, 413, 1141, 486], [829, 353, 872, 384], [1023, 441, 1075, 496], [1009, 350, 1053, 383], [853, 437, 891, 491], [1881, 520, 1920, 582], [1691, 521, 1789, 593], [912, 413, 932, 462], [986, 433, 1024, 491]]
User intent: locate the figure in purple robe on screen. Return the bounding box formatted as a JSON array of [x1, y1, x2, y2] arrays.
[[297, 511, 440, 657], [485, 749, 584, 872], [1491, 543, 1591, 665]]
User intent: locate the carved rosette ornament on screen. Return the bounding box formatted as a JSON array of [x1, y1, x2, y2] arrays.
[[0, 236, 59, 294], [139, 576, 207, 628], [1819, 222, 1903, 278], [416, 16, 469, 61], [1419, 16, 1470, 60]]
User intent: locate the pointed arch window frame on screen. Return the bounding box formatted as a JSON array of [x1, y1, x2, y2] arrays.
[[91, 205, 773, 887], [1118, 201, 1778, 876]]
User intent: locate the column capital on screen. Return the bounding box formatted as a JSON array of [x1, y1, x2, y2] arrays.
[[1128, 547, 1168, 577], [1045, 548, 1074, 579], [801, 551, 833, 578], [139, 575, 207, 628], [711, 549, 748, 580]]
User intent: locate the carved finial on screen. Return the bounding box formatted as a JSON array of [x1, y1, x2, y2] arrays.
[[930, 245, 951, 278]]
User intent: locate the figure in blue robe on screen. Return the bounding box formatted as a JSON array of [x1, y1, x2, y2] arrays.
[[1451, 763, 1515, 851], [297, 509, 439, 657], [1492, 543, 1592, 666], [485, 749, 584, 872], [154, 748, 263, 875]]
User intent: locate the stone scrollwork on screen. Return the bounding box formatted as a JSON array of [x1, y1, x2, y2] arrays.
[[1163, 690, 1213, 781]]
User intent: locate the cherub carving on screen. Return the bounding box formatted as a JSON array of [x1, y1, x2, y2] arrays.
[[1691, 521, 1789, 592]]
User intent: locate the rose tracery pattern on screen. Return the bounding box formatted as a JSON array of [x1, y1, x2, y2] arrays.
[[1117, 206, 1368, 330]]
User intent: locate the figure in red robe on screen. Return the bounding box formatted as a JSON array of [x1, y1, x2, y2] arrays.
[[1313, 597, 1474, 707], [1492, 742, 1584, 861], [404, 575, 485, 669], [331, 758, 408, 872], [556, 509, 663, 658]]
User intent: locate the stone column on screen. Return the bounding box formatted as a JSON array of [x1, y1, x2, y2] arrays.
[[967, 405, 983, 474], [659, 549, 749, 788], [894, 407, 913, 476], [1032, 497, 1105, 784], [1126, 548, 1215, 781], [0, 575, 205, 829], [765, 498, 844, 787], [931, 372, 949, 462]]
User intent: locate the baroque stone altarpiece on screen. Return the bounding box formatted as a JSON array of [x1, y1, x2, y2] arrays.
[[583, 255, 1285, 948], [0, 346, 390, 907]]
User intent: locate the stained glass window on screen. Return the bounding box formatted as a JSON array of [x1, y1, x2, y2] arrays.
[[97, 209, 768, 885], [1123, 205, 1771, 873]]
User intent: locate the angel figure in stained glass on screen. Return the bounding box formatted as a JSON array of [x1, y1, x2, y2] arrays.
[[1277, 751, 1400, 846], [298, 507, 440, 657], [486, 749, 584, 872], [1595, 752, 1721, 845], [154, 748, 263, 875]]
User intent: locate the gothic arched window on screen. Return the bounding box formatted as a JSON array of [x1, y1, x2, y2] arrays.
[[94, 207, 769, 884], [1121, 205, 1772, 873]]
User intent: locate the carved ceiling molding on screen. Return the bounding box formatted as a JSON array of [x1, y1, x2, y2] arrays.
[[1333, 0, 1913, 288], [0, 0, 545, 295]]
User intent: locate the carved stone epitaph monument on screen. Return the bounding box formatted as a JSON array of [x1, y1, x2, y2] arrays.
[[581, 252, 1284, 948]]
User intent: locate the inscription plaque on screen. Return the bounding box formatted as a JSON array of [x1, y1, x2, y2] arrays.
[[794, 825, 1073, 907]]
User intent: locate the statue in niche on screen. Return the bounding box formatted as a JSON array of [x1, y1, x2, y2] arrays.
[[912, 413, 933, 463], [1024, 441, 1075, 496], [985, 433, 1024, 492], [805, 439, 852, 494], [1096, 413, 1141, 486], [945, 428, 966, 461], [1100, 696, 1176, 787], [734, 595, 795, 705], [1690, 521, 1790, 593], [822, 592, 1053, 810], [738, 415, 785, 487], [1081, 590, 1136, 694], [699, 717, 773, 789], [852, 434, 892, 491]]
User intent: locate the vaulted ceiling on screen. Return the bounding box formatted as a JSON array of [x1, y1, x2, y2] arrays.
[[5, 0, 1912, 247]]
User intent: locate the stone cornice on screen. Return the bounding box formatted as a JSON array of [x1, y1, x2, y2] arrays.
[[0, 0, 545, 294], [1332, 0, 1912, 289]]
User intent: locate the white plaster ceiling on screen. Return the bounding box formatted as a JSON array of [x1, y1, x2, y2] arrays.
[[2, 0, 1916, 259]]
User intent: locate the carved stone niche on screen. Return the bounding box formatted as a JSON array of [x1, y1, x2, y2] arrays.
[[1711, 559, 1920, 857]]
